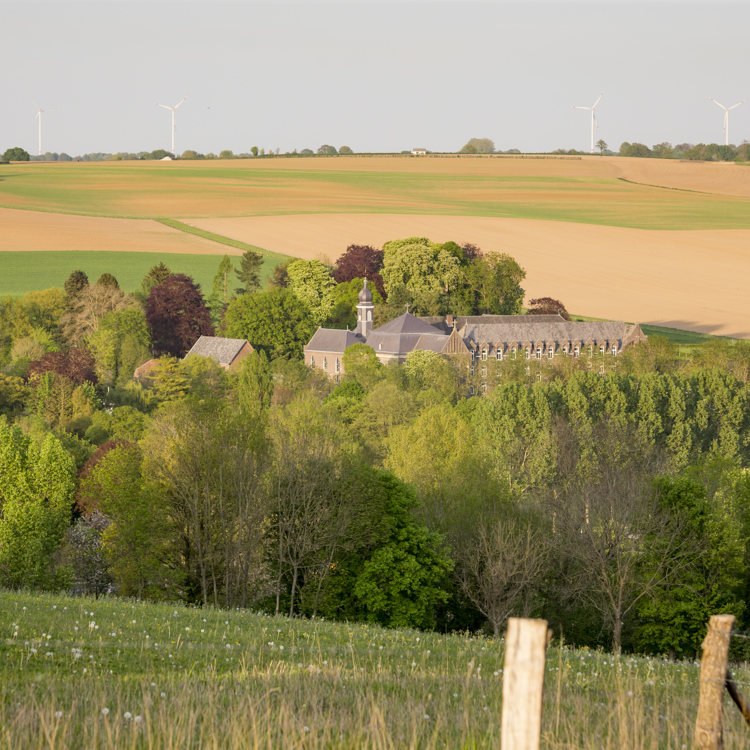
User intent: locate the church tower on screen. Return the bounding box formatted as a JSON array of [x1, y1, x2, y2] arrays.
[[355, 279, 374, 339]]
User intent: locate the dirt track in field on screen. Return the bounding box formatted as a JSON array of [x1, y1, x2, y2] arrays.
[[0, 208, 227, 254], [190, 213, 750, 338]]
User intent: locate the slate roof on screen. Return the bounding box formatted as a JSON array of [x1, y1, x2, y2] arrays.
[[422, 314, 565, 334], [306, 329, 363, 353], [460, 320, 633, 349], [186, 336, 249, 365], [375, 313, 445, 336]]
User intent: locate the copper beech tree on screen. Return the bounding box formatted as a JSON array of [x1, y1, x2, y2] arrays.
[[145, 274, 213, 357]]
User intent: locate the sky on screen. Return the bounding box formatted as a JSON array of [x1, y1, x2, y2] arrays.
[[1, 0, 749, 156]]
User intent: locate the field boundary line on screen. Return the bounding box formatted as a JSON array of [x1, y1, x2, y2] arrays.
[[155, 218, 290, 261]]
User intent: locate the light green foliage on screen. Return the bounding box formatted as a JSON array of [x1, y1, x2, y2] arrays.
[[85, 406, 150, 445], [208, 255, 235, 327], [463, 252, 526, 315], [223, 288, 316, 360], [386, 402, 503, 534], [0, 288, 66, 354], [286, 259, 337, 326], [404, 350, 461, 401], [342, 343, 384, 391], [473, 382, 556, 494], [381, 237, 460, 315], [327, 277, 383, 329], [179, 354, 231, 400], [152, 357, 189, 403], [636, 471, 746, 657], [81, 443, 171, 598], [0, 423, 75, 589], [234, 350, 273, 420], [0, 375, 27, 419]]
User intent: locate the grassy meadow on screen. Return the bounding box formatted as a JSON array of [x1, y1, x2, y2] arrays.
[[2, 160, 750, 229], [2, 589, 749, 749], [0, 250, 282, 298]]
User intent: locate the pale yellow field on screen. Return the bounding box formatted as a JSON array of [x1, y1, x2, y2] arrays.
[[0, 207, 226, 255], [189, 214, 750, 338]]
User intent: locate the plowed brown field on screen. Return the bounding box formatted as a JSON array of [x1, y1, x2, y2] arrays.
[[190, 214, 750, 338], [0, 208, 226, 254]]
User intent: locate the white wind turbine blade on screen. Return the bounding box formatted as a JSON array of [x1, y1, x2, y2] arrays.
[[154, 102, 174, 111], [709, 97, 726, 111], [591, 91, 604, 109], [570, 105, 592, 111], [727, 101, 746, 111], [173, 96, 188, 110]]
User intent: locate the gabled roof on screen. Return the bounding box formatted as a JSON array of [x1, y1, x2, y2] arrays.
[[373, 312, 444, 336], [186, 336, 250, 365], [460, 320, 630, 347], [306, 329, 363, 353]]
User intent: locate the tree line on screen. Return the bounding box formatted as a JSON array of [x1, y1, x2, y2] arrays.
[[2, 240, 750, 658]]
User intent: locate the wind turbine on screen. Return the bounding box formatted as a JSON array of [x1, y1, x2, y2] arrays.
[[570, 92, 604, 153], [31, 98, 54, 156], [153, 97, 188, 156], [709, 98, 745, 146]]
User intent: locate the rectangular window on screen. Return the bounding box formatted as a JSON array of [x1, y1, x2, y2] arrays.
[[482, 383, 487, 392], [600, 346, 605, 355], [536, 348, 541, 360], [497, 350, 502, 361], [481, 367, 487, 378], [563, 347, 568, 356], [471, 366, 475, 375], [525, 349, 530, 360], [482, 350, 487, 361], [548, 348, 554, 359], [470, 385, 475, 395], [471, 351, 475, 361], [612, 346, 617, 356], [574, 347, 579, 358]]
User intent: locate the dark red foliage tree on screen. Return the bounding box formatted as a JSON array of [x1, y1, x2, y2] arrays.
[[333, 245, 386, 298], [28, 347, 98, 385], [461, 243, 483, 262], [145, 274, 214, 357], [527, 297, 571, 320]]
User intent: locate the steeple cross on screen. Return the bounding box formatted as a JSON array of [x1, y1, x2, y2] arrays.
[[405, 303, 410, 313]]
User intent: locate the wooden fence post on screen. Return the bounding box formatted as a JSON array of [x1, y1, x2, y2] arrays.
[[695, 614, 735, 750], [501, 617, 549, 750]]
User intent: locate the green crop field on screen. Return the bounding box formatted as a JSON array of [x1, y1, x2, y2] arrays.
[[1, 160, 750, 229], [0, 251, 281, 298], [2, 589, 747, 749]]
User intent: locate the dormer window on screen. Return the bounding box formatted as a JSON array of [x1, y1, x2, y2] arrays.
[[612, 345, 617, 356], [497, 350, 502, 361], [482, 350, 487, 361], [525, 349, 530, 360], [574, 347, 580, 358], [548, 348, 553, 359], [536, 347, 542, 360]]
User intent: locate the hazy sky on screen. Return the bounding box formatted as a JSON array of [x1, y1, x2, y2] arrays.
[[2, 1, 748, 156]]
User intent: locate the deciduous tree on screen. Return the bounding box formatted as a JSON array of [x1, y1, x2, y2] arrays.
[[145, 274, 213, 357], [333, 245, 385, 297], [222, 288, 315, 360]]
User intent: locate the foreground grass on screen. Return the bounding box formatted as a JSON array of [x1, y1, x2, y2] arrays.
[[2, 161, 750, 229], [0, 250, 285, 298], [1, 591, 749, 749]]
